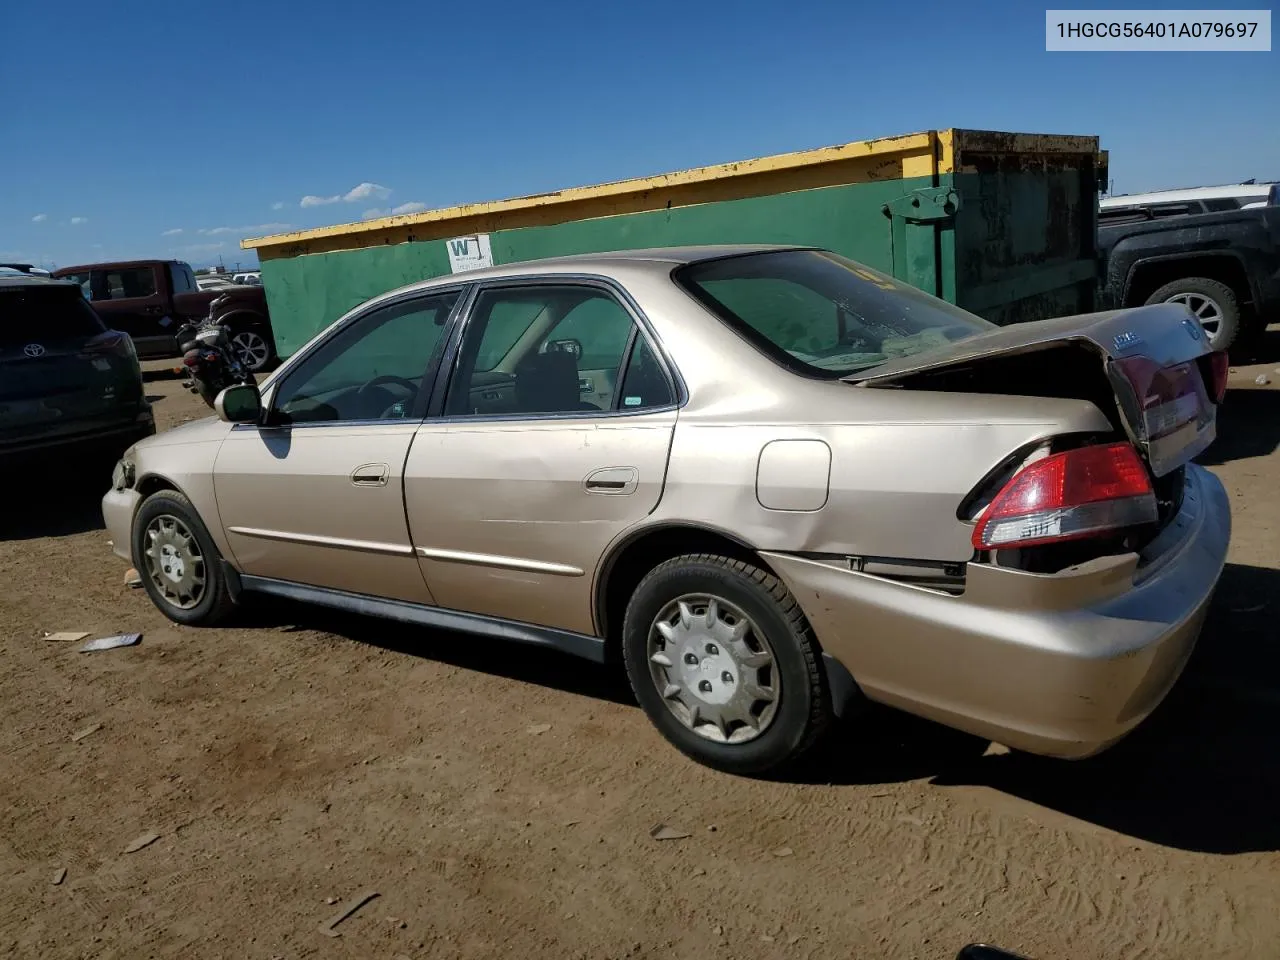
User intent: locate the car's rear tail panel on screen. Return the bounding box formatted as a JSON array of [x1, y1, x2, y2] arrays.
[[0, 283, 150, 452]]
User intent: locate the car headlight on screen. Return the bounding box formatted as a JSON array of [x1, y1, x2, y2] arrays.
[[112, 458, 136, 491]]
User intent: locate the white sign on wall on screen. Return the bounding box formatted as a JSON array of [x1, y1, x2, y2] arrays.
[[444, 234, 494, 273]]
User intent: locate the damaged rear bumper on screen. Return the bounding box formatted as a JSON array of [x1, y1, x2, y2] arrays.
[[763, 464, 1230, 759]]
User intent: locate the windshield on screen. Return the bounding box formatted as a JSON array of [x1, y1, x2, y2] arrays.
[[673, 249, 994, 378]]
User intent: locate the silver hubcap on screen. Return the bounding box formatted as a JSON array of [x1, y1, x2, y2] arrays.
[[231, 331, 269, 369], [1165, 292, 1223, 337], [142, 515, 206, 610], [647, 595, 779, 744]]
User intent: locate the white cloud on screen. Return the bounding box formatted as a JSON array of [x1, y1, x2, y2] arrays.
[[301, 181, 392, 207], [162, 228, 184, 236], [362, 201, 427, 220], [271, 201, 285, 210], [343, 181, 391, 203], [198, 222, 292, 236], [31, 213, 48, 223], [69, 216, 88, 225]]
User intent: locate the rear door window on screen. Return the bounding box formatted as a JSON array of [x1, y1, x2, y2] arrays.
[[102, 267, 158, 300], [0, 285, 105, 347], [169, 263, 196, 293]]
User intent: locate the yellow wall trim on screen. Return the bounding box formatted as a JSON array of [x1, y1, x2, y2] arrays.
[[245, 128, 1099, 260]]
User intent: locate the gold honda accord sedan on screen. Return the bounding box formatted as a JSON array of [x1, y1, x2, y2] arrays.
[[103, 246, 1231, 774]]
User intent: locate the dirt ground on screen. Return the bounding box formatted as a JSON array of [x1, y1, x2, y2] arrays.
[[2, 333, 1279, 960]]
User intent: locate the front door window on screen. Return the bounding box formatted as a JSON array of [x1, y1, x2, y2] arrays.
[[272, 291, 460, 424]]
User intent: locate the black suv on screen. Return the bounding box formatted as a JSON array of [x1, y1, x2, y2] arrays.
[[0, 267, 154, 473]]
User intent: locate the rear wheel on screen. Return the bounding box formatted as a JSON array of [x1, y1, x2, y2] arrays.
[[132, 490, 237, 626], [622, 554, 832, 775], [1145, 277, 1240, 351]]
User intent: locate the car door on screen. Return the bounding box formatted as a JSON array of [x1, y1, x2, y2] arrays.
[[213, 288, 463, 603], [404, 280, 680, 636], [87, 265, 175, 356]]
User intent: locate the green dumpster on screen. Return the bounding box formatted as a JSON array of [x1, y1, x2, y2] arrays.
[[243, 128, 1105, 358]]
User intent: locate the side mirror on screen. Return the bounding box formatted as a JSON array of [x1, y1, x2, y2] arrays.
[[214, 384, 262, 424], [547, 338, 583, 360]]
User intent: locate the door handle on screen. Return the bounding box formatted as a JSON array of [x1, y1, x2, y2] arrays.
[[350, 462, 389, 487], [584, 466, 638, 495]]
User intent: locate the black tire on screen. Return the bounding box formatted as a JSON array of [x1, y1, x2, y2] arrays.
[[132, 489, 237, 626], [1144, 277, 1241, 351], [621, 553, 832, 776]]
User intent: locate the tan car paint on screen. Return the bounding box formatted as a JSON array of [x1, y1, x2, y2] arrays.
[[405, 410, 676, 635], [214, 421, 435, 604], [104, 246, 1230, 762], [107, 416, 236, 564]]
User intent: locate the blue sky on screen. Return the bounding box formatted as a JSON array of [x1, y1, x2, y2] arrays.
[[1, 0, 1275, 270]]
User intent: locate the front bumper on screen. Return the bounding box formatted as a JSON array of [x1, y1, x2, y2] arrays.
[[102, 486, 142, 564], [764, 464, 1231, 759]]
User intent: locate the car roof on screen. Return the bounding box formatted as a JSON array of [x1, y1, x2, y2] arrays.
[[1099, 183, 1275, 208], [348, 243, 808, 316], [0, 271, 82, 290], [375, 244, 805, 301], [52, 259, 181, 274]]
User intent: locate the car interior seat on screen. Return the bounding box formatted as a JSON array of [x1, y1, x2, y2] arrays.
[[513, 350, 599, 413]]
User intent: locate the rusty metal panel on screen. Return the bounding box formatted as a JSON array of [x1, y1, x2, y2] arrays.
[[948, 131, 1103, 325]]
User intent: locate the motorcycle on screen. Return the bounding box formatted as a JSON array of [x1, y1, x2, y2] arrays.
[[176, 316, 256, 409]]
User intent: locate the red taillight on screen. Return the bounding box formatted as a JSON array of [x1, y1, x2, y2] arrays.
[[972, 442, 1158, 551], [1199, 350, 1229, 404], [79, 330, 133, 359]]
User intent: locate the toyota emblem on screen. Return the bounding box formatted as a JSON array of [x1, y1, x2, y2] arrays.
[[22, 343, 46, 358]]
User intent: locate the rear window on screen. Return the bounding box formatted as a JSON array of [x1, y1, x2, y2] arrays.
[[674, 249, 992, 378], [0, 285, 105, 347]]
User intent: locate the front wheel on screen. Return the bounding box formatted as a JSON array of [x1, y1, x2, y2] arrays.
[[132, 490, 238, 626], [621, 554, 832, 776]]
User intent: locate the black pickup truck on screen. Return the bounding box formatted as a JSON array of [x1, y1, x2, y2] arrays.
[[1097, 204, 1280, 351]]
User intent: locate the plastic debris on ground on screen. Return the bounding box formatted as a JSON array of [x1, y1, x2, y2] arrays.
[[70, 723, 103, 742], [122, 832, 161, 854], [318, 890, 379, 937], [81, 634, 142, 653]]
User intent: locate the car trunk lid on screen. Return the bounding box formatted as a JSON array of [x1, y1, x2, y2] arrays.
[[841, 302, 1220, 477]]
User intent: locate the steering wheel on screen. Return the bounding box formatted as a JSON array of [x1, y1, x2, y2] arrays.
[[355, 374, 420, 418]]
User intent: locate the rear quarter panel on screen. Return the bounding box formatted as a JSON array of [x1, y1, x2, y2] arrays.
[[650, 382, 1114, 563], [593, 264, 1117, 565]]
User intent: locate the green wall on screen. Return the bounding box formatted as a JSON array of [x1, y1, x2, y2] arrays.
[[260, 177, 934, 357], [260, 168, 1098, 358]]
